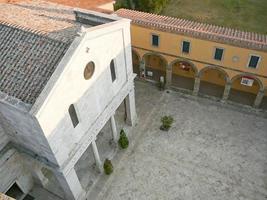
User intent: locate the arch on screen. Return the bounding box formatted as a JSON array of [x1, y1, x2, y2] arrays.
[[199, 66, 230, 83], [230, 73, 264, 90], [142, 52, 168, 82], [198, 66, 230, 98], [142, 52, 168, 66], [229, 73, 263, 106], [169, 58, 198, 75], [131, 49, 141, 76], [170, 59, 198, 91]]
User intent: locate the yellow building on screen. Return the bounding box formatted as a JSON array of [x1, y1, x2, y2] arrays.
[[116, 9, 267, 109]]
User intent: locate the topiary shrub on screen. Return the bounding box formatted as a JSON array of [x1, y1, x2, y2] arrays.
[[118, 129, 129, 149], [160, 116, 174, 131], [103, 159, 113, 175]]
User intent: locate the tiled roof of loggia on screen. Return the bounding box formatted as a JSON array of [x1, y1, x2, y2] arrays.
[[115, 9, 267, 52]]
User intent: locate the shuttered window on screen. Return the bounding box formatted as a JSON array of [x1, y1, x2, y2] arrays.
[[182, 41, 190, 53], [214, 48, 224, 61], [152, 34, 159, 47], [248, 55, 260, 68]]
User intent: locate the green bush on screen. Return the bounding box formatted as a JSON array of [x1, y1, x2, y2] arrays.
[[118, 129, 129, 149], [103, 159, 113, 175], [114, 0, 169, 13], [160, 116, 174, 131]]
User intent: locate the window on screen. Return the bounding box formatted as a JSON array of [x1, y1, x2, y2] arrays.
[[110, 59, 116, 82], [214, 48, 224, 61], [248, 55, 260, 68], [182, 41, 190, 54], [84, 61, 95, 80], [151, 34, 159, 47], [69, 104, 79, 127]]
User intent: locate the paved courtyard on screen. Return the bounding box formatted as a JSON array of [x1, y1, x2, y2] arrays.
[[93, 81, 267, 200]]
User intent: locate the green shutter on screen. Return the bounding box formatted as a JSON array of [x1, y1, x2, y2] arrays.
[[152, 35, 159, 46], [182, 41, 190, 53], [214, 48, 224, 61], [248, 56, 259, 68]]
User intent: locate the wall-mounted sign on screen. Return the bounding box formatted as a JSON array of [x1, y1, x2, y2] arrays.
[[241, 77, 254, 87]]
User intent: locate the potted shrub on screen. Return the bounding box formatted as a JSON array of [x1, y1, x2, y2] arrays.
[[118, 129, 129, 149], [103, 159, 113, 175], [160, 116, 174, 131]]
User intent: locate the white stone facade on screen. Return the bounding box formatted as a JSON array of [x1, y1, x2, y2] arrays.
[[0, 8, 136, 200]]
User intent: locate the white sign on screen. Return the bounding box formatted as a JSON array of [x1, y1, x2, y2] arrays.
[[241, 77, 254, 87], [147, 71, 153, 77]]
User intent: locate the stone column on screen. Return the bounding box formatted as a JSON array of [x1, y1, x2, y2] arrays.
[[254, 90, 265, 108], [125, 89, 137, 126], [166, 64, 172, 88], [91, 139, 102, 173], [222, 82, 231, 101], [53, 169, 86, 200], [110, 114, 118, 141], [140, 60, 145, 78], [193, 76, 200, 96]]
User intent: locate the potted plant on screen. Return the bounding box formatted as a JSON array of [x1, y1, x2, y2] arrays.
[[160, 116, 174, 131], [103, 159, 113, 175], [118, 129, 129, 149]]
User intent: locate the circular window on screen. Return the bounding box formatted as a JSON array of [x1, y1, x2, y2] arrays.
[[84, 61, 95, 80]]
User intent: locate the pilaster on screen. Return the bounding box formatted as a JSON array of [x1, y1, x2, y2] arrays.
[[254, 90, 265, 108], [193, 76, 200, 96]]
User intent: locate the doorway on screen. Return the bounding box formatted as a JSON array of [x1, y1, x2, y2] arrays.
[[5, 182, 24, 199]]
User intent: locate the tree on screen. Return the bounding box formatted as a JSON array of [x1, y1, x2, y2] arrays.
[[114, 0, 168, 14]]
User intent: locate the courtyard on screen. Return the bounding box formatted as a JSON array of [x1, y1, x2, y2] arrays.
[[90, 80, 267, 200]]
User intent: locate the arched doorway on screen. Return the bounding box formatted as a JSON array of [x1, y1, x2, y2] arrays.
[[171, 60, 197, 91], [199, 67, 229, 98], [143, 53, 167, 82], [132, 50, 140, 76], [260, 88, 267, 110], [229, 75, 262, 106]]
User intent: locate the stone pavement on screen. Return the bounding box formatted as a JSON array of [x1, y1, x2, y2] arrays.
[[91, 80, 267, 200]]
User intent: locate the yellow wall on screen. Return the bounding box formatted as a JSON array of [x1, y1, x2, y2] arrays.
[[232, 77, 260, 94], [172, 62, 195, 78], [145, 55, 167, 70], [201, 69, 226, 86], [131, 25, 267, 90]]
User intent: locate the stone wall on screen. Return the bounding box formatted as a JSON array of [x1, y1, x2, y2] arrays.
[[0, 124, 8, 151], [0, 148, 33, 194], [0, 102, 58, 166]]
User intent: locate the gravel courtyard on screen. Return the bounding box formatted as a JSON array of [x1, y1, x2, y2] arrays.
[[94, 81, 267, 200]]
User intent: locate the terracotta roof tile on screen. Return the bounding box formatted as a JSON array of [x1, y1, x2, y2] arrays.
[[115, 9, 267, 52], [0, 22, 70, 104]]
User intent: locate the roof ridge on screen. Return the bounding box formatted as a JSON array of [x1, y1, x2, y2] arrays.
[[0, 20, 47, 36], [0, 20, 71, 44]]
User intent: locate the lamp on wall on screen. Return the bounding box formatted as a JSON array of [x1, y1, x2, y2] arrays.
[[179, 62, 190, 71]]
